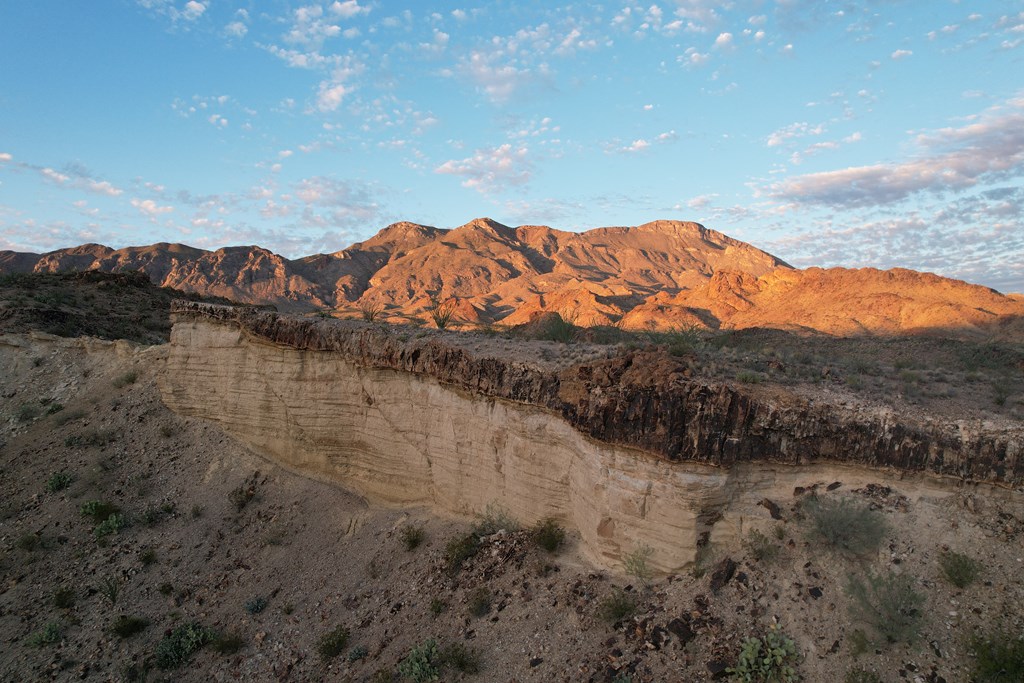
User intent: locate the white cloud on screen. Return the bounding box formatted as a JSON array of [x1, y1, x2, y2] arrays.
[[456, 50, 550, 104], [41, 168, 70, 184], [771, 96, 1024, 207], [131, 198, 174, 216], [182, 1, 206, 21], [87, 180, 123, 197], [891, 49, 913, 59], [208, 114, 228, 127], [279, 150, 294, 158], [316, 80, 349, 112], [766, 122, 824, 147], [451, 9, 468, 21], [0, 152, 12, 162], [623, 139, 651, 153], [435, 143, 531, 194], [225, 21, 247, 38], [643, 104, 654, 110], [329, 0, 370, 18], [713, 32, 733, 49], [681, 47, 710, 66]]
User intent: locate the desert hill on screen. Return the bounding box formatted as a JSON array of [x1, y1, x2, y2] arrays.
[[3, 218, 1022, 337]]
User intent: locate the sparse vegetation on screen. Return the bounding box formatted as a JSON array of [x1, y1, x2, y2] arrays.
[[26, 622, 63, 647], [111, 615, 150, 638], [245, 596, 268, 614], [348, 644, 369, 662], [360, 300, 385, 322], [804, 496, 887, 557], [532, 517, 565, 553], [440, 642, 481, 674], [155, 622, 213, 669], [397, 638, 440, 682], [427, 296, 458, 329], [445, 532, 480, 572], [727, 627, 800, 682], [744, 528, 779, 562], [229, 483, 256, 511], [623, 544, 653, 588], [45, 471, 74, 492], [16, 402, 40, 422], [599, 587, 637, 624], [210, 631, 246, 654], [53, 587, 76, 609], [317, 625, 350, 662], [939, 549, 982, 588], [113, 370, 139, 388], [846, 571, 924, 645], [468, 587, 492, 617], [98, 576, 121, 604], [429, 598, 447, 617], [845, 667, 882, 683], [94, 512, 127, 539], [969, 628, 1024, 683], [400, 524, 426, 551]]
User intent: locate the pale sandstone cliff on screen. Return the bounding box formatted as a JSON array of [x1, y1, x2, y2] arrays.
[[159, 303, 1023, 572]]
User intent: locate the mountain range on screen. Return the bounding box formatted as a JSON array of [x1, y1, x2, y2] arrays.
[[3, 218, 1022, 337]]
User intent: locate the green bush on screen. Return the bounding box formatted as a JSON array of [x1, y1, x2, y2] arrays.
[[444, 533, 479, 572], [743, 529, 779, 562], [245, 596, 268, 614], [939, 550, 982, 588], [400, 524, 426, 551], [348, 645, 369, 662], [94, 513, 127, 539], [113, 370, 138, 388], [211, 631, 245, 654], [440, 642, 481, 673], [804, 496, 887, 556], [80, 500, 120, 524], [155, 622, 213, 669], [598, 588, 637, 624], [317, 625, 350, 661], [623, 545, 653, 588], [111, 615, 149, 638], [846, 571, 924, 644], [53, 587, 76, 609], [397, 639, 440, 682], [532, 518, 565, 554], [46, 471, 74, 492], [26, 622, 63, 647], [727, 627, 800, 682], [969, 629, 1024, 683], [17, 403, 40, 422], [468, 588, 491, 618]]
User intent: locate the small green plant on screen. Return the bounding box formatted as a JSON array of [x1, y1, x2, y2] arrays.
[[140, 547, 157, 566], [969, 628, 1024, 682], [400, 524, 426, 551], [727, 626, 800, 682], [468, 587, 492, 618], [317, 625, 350, 662], [847, 628, 870, 657], [804, 496, 887, 557], [113, 370, 138, 388], [46, 471, 74, 493], [111, 615, 149, 638], [229, 483, 256, 511], [94, 513, 127, 539], [348, 644, 370, 662], [598, 588, 637, 624], [623, 544, 653, 588], [158, 582, 174, 596], [210, 631, 245, 654], [80, 500, 120, 524], [844, 667, 882, 683], [53, 587, 76, 609], [474, 502, 518, 535], [532, 518, 565, 554], [397, 639, 440, 682], [744, 529, 779, 562], [939, 550, 982, 588], [46, 402, 64, 415], [17, 402, 40, 422], [190, 504, 204, 518], [846, 571, 924, 644], [736, 371, 763, 384], [155, 622, 213, 669], [245, 596, 268, 615], [427, 296, 458, 329], [99, 576, 121, 604], [440, 642, 481, 673], [429, 598, 447, 617], [26, 621, 63, 647], [444, 533, 479, 572]]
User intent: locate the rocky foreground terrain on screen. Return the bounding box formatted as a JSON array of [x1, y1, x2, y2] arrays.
[[3, 218, 1023, 338], [0, 273, 1023, 682]]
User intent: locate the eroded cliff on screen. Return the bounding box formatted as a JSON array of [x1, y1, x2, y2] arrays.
[[159, 302, 1022, 572]]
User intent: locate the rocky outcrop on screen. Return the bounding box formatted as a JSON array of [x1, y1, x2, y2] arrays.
[[159, 303, 1021, 572]]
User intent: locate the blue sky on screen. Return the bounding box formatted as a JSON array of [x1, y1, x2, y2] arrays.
[[1, 1, 1023, 292]]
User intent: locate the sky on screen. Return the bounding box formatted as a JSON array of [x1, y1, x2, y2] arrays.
[[1, 1, 1023, 293]]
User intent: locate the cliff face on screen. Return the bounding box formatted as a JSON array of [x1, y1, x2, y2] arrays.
[[159, 303, 1022, 571]]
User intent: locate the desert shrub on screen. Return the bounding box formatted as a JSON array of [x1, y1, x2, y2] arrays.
[[53, 587, 76, 609], [844, 667, 882, 683], [229, 483, 256, 511], [317, 625, 350, 661], [804, 496, 887, 556], [533, 518, 565, 554], [846, 571, 924, 644], [939, 550, 982, 588], [623, 544, 653, 588], [140, 547, 157, 566], [210, 631, 245, 654], [348, 645, 369, 662], [53, 408, 86, 426], [969, 628, 1024, 683], [360, 301, 384, 322], [17, 403, 40, 422], [598, 588, 637, 624], [468, 588, 492, 617], [155, 622, 213, 669], [94, 513, 127, 539], [45, 402, 64, 415], [440, 642, 481, 673], [847, 629, 870, 657], [113, 370, 138, 388], [46, 471, 74, 493], [474, 502, 518, 535], [400, 524, 426, 551], [80, 500, 120, 523], [98, 576, 120, 604], [397, 639, 440, 682], [655, 324, 703, 356], [727, 627, 800, 682], [736, 371, 763, 384], [16, 534, 40, 551], [444, 533, 479, 572], [245, 596, 268, 615], [744, 529, 779, 562], [537, 314, 577, 343], [111, 615, 149, 638], [427, 297, 457, 329], [159, 424, 174, 438], [429, 598, 447, 617], [26, 622, 63, 647]]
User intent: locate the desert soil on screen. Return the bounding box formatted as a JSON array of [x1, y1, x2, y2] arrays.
[[1, 329, 1023, 683]]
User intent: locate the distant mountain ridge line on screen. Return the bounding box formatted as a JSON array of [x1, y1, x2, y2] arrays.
[[2, 217, 1022, 338]]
